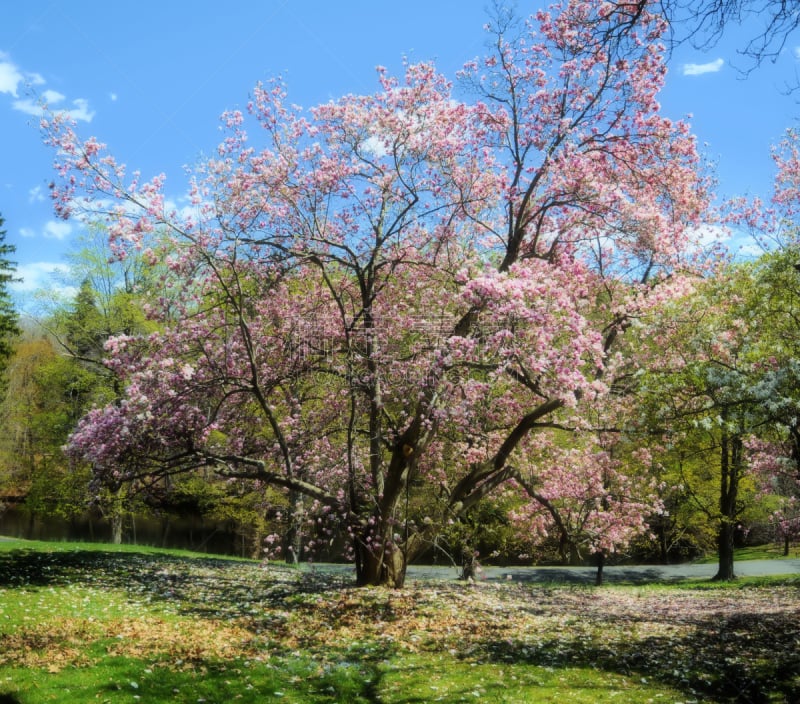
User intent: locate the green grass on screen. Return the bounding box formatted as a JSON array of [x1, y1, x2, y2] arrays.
[[1, 539, 798, 703], [652, 573, 800, 590], [0, 536, 258, 561], [0, 655, 690, 703], [1, 654, 376, 703], [695, 543, 798, 563]]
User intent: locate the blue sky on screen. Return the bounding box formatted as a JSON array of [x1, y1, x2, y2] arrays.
[[1, 2, 798, 306]]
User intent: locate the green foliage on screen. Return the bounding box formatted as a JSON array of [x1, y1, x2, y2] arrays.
[[62, 278, 108, 359], [628, 261, 800, 570], [0, 336, 112, 518], [0, 228, 165, 531], [164, 475, 282, 558], [432, 496, 535, 568], [0, 214, 20, 379]]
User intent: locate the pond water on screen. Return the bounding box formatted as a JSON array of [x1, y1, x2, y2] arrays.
[[0, 505, 253, 557]]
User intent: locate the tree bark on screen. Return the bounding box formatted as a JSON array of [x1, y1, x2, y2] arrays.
[[160, 516, 171, 548], [713, 424, 740, 581], [595, 551, 605, 586], [714, 520, 736, 581], [358, 541, 407, 588], [111, 512, 123, 545]]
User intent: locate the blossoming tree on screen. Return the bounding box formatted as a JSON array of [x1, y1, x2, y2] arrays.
[[48, 2, 708, 586]]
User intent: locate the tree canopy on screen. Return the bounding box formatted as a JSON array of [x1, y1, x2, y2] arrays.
[[40, 2, 717, 587]]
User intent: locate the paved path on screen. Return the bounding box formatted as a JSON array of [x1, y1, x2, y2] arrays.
[[467, 559, 800, 584], [304, 559, 800, 584], [421, 559, 800, 583]]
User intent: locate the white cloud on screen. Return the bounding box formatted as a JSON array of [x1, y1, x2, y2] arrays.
[[682, 58, 725, 76], [362, 134, 389, 158], [736, 241, 763, 258], [43, 220, 73, 240], [41, 88, 65, 104], [0, 56, 23, 96], [109, 92, 118, 102], [10, 261, 70, 293], [12, 92, 95, 123], [687, 223, 729, 248], [66, 97, 95, 122], [1, 51, 94, 122], [17, 220, 74, 241], [28, 185, 45, 204], [0, 52, 44, 97]]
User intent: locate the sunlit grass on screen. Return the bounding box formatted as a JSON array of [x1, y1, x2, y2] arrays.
[[1, 654, 689, 704], [0, 537, 257, 561], [1, 655, 373, 704], [380, 654, 687, 703], [0, 645, 692, 703], [695, 543, 798, 563]]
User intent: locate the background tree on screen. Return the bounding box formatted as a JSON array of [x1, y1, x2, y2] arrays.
[[665, 0, 800, 66], [591, 1, 800, 71], [0, 213, 20, 378], [634, 261, 799, 579], [0, 335, 97, 524], [723, 127, 800, 556], [732, 240, 800, 556], [510, 433, 662, 584]]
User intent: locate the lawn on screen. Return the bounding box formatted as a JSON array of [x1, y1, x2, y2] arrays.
[[695, 543, 799, 563], [0, 540, 799, 703]]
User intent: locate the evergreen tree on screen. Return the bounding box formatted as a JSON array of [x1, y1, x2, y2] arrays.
[[0, 213, 20, 369], [64, 278, 107, 361]]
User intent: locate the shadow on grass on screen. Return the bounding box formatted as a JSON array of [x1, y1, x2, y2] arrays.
[[481, 607, 800, 703], [0, 547, 349, 618]]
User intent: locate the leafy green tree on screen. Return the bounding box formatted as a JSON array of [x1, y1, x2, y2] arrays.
[[0, 336, 97, 520], [635, 263, 796, 578], [731, 247, 800, 553], [0, 229, 158, 538]]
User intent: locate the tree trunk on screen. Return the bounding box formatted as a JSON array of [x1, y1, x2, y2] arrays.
[[460, 548, 478, 581], [160, 516, 171, 548], [358, 541, 407, 588], [353, 494, 426, 588], [713, 424, 740, 581], [568, 544, 582, 566], [784, 534, 791, 557], [108, 485, 125, 545], [595, 551, 605, 586], [111, 512, 123, 545], [714, 520, 736, 580], [558, 532, 582, 565]]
